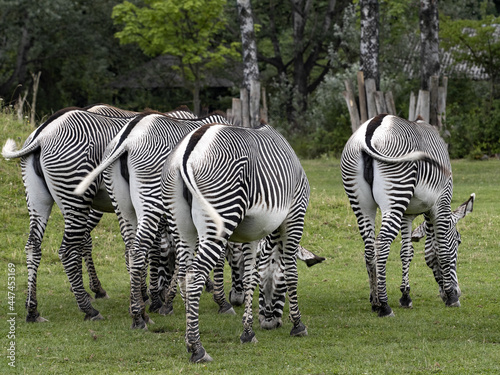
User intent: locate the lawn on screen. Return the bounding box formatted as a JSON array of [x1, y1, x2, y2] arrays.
[[1, 116, 499, 374]]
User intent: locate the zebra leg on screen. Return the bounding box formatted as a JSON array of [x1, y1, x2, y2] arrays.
[[421, 216, 447, 302], [280, 225, 308, 337], [128, 216, 161, 329], [212, 246, 235, 314], [23, 159, 53, 323], [240, 241, 260, 343], [184, 241, 223, 363], [158, 229, 177, 316], [433, 211, 461, 307], [59, 213, 103, 321], [399, 216, 415, 308], [372, 211, 404, 317], [228, 242, 245, 307], [355, 210, 377, 312], [147, 227, 163, 313], [82, 209, 108, 299], [258, 236, 285, 330]]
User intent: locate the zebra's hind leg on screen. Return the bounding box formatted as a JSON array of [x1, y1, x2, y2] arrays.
[[82, 209, 109, 300], [399, 217, 415, 308], [59, 218, 103, 321], [23, 157, 53, 322]]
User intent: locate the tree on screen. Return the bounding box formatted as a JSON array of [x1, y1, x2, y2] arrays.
[[360, 0, 380, 90], [237, 0, 260, 128], [253, 0, 352, 131], [112, 0, 240, 115], [419, 0, 440, 91], [441, 9, 500, 100]]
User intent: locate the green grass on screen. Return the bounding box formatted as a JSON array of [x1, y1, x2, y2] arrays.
[[1, 115, 499, 374]]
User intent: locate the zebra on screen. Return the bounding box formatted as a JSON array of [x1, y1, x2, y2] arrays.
[[161, 121, 310, 363], [340, 113, 473, 317], [2, 106, 138, 322], [73, 110, 232, 329]]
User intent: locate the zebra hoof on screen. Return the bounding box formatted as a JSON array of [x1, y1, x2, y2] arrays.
[[240, 331, 258, 344], [229, 290, 244, 306], [259, 317, 282, 330], [158, 303, 174, 316], [26, 312, 48, 323], [377, 303, 395, 317], [84, 310, 103, 321], [130, 316, 147, 330], [190, 347, 213, 363], [290, 322, 308, 337], [399, 295, 413, 308], [95, 291, 109, 299], [218, 303, 236, 315]]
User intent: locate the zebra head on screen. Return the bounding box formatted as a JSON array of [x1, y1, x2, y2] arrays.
[[411, 193, 475, 304], [411, 193, 475, 242]]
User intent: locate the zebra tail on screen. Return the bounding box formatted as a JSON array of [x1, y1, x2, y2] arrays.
[[2, 137, 40, 160], [180, 156, 225, 239], [73, 140, 127, 196]]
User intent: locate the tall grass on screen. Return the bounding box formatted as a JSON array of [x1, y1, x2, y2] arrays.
[[0, 112, 499, 374]]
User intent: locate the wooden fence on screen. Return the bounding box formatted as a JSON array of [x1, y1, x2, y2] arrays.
[[227, 86, 268, 127]]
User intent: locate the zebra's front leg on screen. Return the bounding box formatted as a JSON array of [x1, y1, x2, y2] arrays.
[[282, 242, 307, 337], [227, 242, 245, 306], [240, 242, 260, 344], [399, 217, 415, 308]]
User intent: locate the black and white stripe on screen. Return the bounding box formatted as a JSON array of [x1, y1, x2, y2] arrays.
[[161, 121, 310, 363], [341, 114, 472, 317]]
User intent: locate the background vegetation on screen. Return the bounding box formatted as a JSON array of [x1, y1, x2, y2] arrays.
[[1, 112, 499, 374], [1, 0, 500, 159]]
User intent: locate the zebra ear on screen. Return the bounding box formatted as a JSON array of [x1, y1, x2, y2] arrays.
[[411, 221, 427, 242], [451, 193, 475, 225]]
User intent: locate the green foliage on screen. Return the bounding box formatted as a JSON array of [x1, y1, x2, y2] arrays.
[[112, 0, 240, 83], [440, 9, 500, 98], [445, 98, 500, 158]]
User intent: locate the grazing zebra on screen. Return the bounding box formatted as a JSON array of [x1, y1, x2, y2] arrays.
[[2, 106, 137, 322], [161, 121, 310, 363], [74, 110, 232, 329], [341, 114, 473, 317]]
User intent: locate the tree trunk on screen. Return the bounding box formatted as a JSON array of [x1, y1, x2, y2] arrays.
[[360, 0, 380, 90], [419, 0, 440, 91], [237, 0, 260, 128]]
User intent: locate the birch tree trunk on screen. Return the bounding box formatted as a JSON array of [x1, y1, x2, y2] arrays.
[[237, 0, 260, 128], [419, 0, 440, 91], [360, 0, 380, 90]]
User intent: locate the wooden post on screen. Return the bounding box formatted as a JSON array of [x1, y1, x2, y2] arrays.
[[357, 71, 368, 123], [438, 76, 448, 129], [374, 91, 387, 114], [232, 97, 242, 126], [409, 91, 416, 121], [342, 80, 360, 132], [384, 91, 396, 115], [365, 78, 377, 119], [416, 90, 430, 123]]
